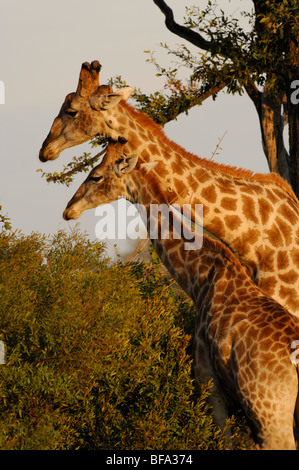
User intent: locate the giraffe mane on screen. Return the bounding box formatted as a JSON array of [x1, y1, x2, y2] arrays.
[[121, 101, 297, 203]]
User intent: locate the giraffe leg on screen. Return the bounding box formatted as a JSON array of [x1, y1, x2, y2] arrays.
[[257, 418, 296, 450], [236, 363, 298, 450], [193, 333, 229, 430]]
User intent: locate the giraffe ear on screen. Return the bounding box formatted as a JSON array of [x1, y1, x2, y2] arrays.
[[115, 87, 134, 102], [139, 162, 159, 173], [89, 87, 133, 110], [115, 153, 139, 177]]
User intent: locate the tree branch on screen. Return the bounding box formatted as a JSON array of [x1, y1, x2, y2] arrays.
[[160, 80, 228, 125], [245, 82, 262, 111], [153, 0, 249, 63], [43, 147, 107, 184], [153, 0, 212, 51]]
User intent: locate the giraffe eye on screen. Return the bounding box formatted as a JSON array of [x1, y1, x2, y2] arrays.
[[90, 176, 103, 183], [66, 109, 78, 118]]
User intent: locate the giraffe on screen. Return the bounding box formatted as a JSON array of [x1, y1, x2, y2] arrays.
[[63, 141, 299, 450], [39, 60, 299, 317]]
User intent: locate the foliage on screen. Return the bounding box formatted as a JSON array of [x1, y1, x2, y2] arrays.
[[152, 0, 298, 97], [141, 0, 298, 127], [150, 0, 299, 192], [0, 205, 11, 231], [0, 228, 252, 449], [37, 144, 108, 187]]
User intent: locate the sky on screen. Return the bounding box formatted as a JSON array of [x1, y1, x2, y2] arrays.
[[0, 0, 269, 258]]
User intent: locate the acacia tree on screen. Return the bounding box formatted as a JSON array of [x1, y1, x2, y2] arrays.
[[40, 1, 299, 195], [151, 0, 299, 194]]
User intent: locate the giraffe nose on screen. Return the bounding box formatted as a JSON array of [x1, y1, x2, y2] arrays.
[[39, 146, 57, 162], [63, 206, 81, 220], [63, 209, 71, 220], [39, 150, 47, 162]]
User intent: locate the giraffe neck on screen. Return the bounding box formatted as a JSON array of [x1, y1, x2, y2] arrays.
[[126, 165, 253, 303], [109, 101, 296, 200], [108, 102, 297, 242], [105, 101, 299, 315]]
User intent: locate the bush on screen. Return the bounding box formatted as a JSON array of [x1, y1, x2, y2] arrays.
[[0, 229, 250, 449]]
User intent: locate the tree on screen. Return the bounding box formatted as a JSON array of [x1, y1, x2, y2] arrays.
[[151, 0, 299, 194], [40, 0, 299, 196]]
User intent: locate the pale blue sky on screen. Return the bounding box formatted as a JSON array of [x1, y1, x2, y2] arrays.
[[0, 0, 268, 257]]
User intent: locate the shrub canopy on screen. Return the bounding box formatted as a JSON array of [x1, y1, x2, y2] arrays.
[[0, 229, 251, 449]]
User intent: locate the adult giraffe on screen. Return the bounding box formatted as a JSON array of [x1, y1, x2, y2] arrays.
[[63, 141, 299, 450], [39, 60, 299, 317]]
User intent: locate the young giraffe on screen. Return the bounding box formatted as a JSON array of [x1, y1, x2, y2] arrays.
[[63, 141, 299, 450], [39, 61, 299, 317]]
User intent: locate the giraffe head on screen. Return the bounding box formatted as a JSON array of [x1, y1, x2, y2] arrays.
[[39, 61, 133, 162], [63, 142, 138, 220]]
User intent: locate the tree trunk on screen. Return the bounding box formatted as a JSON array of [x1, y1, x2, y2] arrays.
[[287, 79, 299, 196], [246, 83, 291, 186], [259, 93, 290, 183], [286, 38, 299, 196]]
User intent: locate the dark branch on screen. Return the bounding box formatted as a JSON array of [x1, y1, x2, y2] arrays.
[[153, 0, 212, 51], [153, 0, 249, 62], [244, 82, 262, 111]]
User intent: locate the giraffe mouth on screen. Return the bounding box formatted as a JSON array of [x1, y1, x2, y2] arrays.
[[39, 144, 62, 162], [39, 133, 69, 162], [63, 207, 81, 220]]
